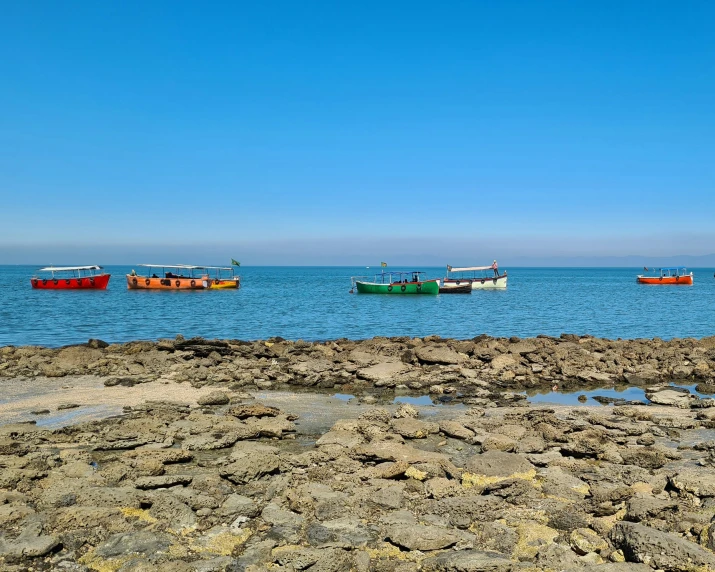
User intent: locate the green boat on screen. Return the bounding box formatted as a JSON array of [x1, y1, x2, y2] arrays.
[[352, 271, 439, 295]]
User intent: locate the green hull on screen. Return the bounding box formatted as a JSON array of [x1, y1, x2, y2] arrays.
[[355, 280, 439, 294]]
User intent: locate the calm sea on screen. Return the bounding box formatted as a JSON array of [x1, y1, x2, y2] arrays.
[[1, 266, 714, 347]]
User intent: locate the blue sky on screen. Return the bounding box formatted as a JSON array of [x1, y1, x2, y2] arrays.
[[1, 1, 714, 265]]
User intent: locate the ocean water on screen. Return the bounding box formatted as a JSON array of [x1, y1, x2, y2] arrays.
[[1, 266, 715, 347]]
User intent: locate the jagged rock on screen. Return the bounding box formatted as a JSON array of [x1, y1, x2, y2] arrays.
[[669, 469, 715, 497], [421, 549, 514, 571], [134, 475, 192, 489], [465, 451, 535, 478], [227, 404, 280, 418], [219, 446, 280, 484], [439, 420, 475, 440], [626, 497, 679, 522], [197, 391, 230, 406], [390, 418, 439, 439], [384, 523, 461, 551], [570, 527, 608, 555], [94, 531, 172, 558], [415, 345, 462, 365], [610, 521, 715, 570], [356, 361, 408, 384]]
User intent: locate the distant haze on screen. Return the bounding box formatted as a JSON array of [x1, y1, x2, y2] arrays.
[[4, 236, 715, 267]]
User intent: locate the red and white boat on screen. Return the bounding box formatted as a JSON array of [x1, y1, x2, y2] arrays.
[[637, 267, 693, 285], [31, 265, 111, 290]]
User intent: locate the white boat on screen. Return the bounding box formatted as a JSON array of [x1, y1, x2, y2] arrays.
[[442, 265, 508, 290]]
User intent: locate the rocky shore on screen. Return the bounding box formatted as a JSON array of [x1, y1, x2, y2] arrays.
[[3, 334, 715, 395], [1, 335, 715, 571]]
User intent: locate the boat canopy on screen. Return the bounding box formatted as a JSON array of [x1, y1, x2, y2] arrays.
[[39, 265, 103, 272], [138, 264, 202, 269], [447, 265, 492, 272], [658, 267, 687, 271]]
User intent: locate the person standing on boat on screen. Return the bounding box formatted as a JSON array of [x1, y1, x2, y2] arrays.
[[492, 260, 499, 277]]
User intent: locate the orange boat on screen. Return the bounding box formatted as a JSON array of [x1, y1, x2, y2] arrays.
[[127, 265, 208, 290], [637, 267, 693, 285]]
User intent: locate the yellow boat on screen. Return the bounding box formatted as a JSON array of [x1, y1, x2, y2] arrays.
[[206, 266, 241, 289]]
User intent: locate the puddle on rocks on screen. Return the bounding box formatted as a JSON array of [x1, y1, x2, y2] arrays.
[[526, 382, 712, 407]]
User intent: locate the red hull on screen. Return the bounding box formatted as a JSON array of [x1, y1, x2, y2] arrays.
[[637, 275, 693, 285], [31, 274, 111, 290]]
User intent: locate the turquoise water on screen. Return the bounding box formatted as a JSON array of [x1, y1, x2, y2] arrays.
[[1, 266, 714, 347]]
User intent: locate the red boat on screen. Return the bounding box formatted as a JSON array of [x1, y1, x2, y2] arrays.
[[31, 266, 111, 290], [636, 267, 693, 285]]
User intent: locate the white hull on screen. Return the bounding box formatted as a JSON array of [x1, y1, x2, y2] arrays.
[[441, 274, 507, 290]]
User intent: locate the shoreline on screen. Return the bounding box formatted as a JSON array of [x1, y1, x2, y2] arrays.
[[3, 333, 715, 394]]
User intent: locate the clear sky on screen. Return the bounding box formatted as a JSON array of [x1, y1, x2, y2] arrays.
[[1, 1, 714, 265]]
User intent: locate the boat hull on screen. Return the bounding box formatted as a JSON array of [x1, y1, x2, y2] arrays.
[[127, 275, 206, 290], [637, 275, 693, 285], [442, 274, 508, 290], [31, 274, 111, 290], [439, 283, 472, 294], [208, 278, 240, 289], [355, 280, 439, 294]]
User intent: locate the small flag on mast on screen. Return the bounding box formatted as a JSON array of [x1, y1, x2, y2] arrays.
[[231, 259, 241, 267], [380, 262, 387, 267]]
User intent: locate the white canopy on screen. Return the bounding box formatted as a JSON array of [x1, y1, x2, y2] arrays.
[[448, 265, 492, 272], [39, 265, 102, 272], [138, 264, 202, 269]]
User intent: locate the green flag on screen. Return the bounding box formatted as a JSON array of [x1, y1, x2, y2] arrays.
[[231, 259, 240, 267]]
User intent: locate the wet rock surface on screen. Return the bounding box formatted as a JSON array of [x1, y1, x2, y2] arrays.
[[1, 335, 715, 570]]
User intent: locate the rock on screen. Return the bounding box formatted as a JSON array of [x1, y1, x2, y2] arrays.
[[626, 497, 679, 522], [134, 475, 192, 489], [421, 550, 514, 571], [619, 447, 669, 469], [219, 446, 280, 484], [415, 345, 462, 365], [394, 403, 419, 418], [0, 523, 59, 559], [385, 523, 461, 551], [227, 404, 280, 418], [609, 521, 715, 570], [390, 418, 439, 439], [197, 391, 230, 406], [218, 494, 260, 519], [94, 531, 172, 558], [57, 403, 80, 410], [439, 420, 475, 440], [570, 528, 608, 555], [562, 565, 651, 572], [306, 517, 378, 547], [481, 434, 517, 452], [87, 338, 109, 349], [356, 361, 408, 384], [30, 409, 50, 415], [669, 469, 715, 497], [465, 451, 535, 478], [645, 389, 692, 408], [315, 430, 365, 448]]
